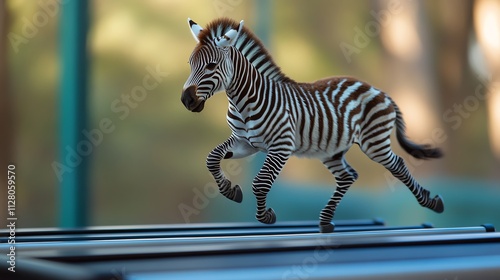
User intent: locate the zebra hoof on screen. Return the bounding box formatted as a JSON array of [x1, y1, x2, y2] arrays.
[[319, 223, 335, 233], [233, 185, 243, 203], [257, 208, 276, 224], [432, 195, 444, 213]]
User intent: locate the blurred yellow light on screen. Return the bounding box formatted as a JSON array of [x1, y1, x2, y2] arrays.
[[474, 0, 500, 69], [380, 2, 421, 60], [394, 87, 437, 140], [488, 87, 500, 158], [474, 0, 500, 158]]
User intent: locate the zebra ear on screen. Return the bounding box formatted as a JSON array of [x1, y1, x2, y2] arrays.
[[215, 20, 244, 47], [188, 18, 203, 43]]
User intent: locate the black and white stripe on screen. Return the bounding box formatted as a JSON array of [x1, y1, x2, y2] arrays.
[[182, 18, 444, 233]]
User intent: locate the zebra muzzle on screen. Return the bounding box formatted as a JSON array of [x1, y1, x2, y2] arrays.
[[181, 85, 205, 112]]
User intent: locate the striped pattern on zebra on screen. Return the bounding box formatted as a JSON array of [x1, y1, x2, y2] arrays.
[[181, 18, 444, 233]]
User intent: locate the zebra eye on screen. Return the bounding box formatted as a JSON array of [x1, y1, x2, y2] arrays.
[[206, 62, 217, 71]]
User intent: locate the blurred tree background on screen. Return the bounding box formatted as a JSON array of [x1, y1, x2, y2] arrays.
[[1, 0, 499, 228]]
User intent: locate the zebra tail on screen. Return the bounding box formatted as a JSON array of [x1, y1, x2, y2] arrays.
[[392, 100, 443, 160]]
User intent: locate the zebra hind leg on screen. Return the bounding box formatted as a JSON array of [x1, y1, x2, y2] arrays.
[[320, 155, 359, 233], [366, 148, 444, 213]]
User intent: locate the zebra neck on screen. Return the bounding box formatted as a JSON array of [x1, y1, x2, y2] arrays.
[[226, 59, 263, 105], [233, 38, 293, 83], [225, 57, 272, 114]]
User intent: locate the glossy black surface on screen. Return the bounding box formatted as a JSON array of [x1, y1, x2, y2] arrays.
[[1, 220, 499, 280]]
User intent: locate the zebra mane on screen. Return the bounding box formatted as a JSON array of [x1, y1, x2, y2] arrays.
[[197, 18, 294, 83]]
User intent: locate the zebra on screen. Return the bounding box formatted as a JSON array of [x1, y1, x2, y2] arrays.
[[181, 18, 444, 233]]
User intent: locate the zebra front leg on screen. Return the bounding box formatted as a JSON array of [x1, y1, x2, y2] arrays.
[[252, 151, 290, 224], [206, 135, 257, 203], [320, 155, 359, 233]]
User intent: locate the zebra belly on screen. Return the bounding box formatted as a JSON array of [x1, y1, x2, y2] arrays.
[[292, 142, 353, 158]]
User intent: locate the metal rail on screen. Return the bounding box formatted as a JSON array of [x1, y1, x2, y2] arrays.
[[1, 221, 498, 280]]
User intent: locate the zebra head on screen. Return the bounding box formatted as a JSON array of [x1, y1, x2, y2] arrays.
[[182, 18, 244, 112]]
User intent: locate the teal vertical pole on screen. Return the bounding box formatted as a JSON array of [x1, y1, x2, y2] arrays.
[[59, 0, 89, 228], [254, 0, 271, 46]]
